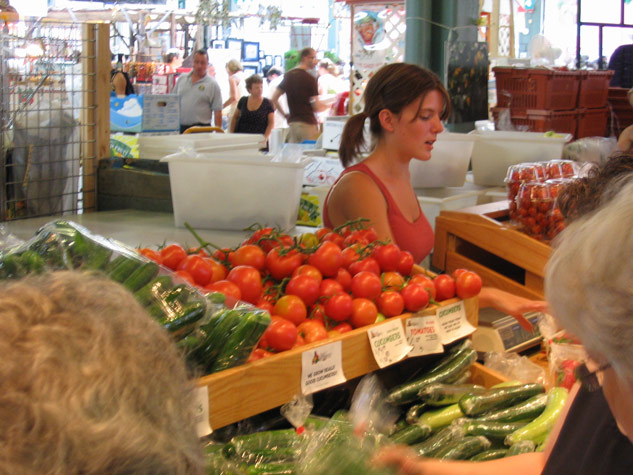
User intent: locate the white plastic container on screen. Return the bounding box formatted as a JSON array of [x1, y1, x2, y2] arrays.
[[409, 132, 476, 188], [417, 187, 483, 232], [139, 133, 264, 159], [470, 131, 572, 187], [161, 151, 312, 231]]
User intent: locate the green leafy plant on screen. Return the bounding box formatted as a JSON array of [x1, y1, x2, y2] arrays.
[[284, 49, 299, 71]]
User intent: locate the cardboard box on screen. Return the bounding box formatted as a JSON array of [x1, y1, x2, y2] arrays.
[[110, 94, 143, 133], [142, 94, 180, 132], [303, 156, 344, 186], [151, 73, 176, 94]]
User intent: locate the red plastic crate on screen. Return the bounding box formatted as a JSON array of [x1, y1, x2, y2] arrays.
[[493, 67, 580, 112], [577, 71, 614, 109], [576, 107, 609, 138], [492, 107, 578, 138]]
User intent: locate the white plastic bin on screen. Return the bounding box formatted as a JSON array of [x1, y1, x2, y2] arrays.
[[409, 132, 476, 188], [161, 152, 312, 231], [139, 133, 264, 159], [470, 131, 572, 187], [417, 187, 483, 232]]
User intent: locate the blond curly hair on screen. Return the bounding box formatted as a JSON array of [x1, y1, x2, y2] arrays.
[[0, 271, 204, 474]]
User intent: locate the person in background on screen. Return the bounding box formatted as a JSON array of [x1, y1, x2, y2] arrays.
[[608, 43, 633, 88], [271, 47, 332, 143], [323, 62, 546, 326], [222, 59, 247, 130], [208, 63, 217, 78], [229, 74, 275, 150], [316, 59, 346, 124], [0, 271, 204, 474], [110, 69, 134, 97], [174, 49, 222, 133], [372, 155, 633, 475], [164, 49, 182, 74], [265, 67, 288, 130]]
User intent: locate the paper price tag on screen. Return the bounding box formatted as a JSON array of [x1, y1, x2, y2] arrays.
[[368, 319, 413, 368], [436, 301, 476, 344], [193, 386, 213, 437], [405, 315, 444, 357], [301, 341, 346, 395]]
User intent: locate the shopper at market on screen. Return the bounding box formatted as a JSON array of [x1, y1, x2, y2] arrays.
[[222, 58, 248, 130], [174, 48, 223, 133], [164, 49, 183, 74], [0, 271, 204, 474], [229, 74, 274, 149], [608, 42, 633, 88], [266, 67, 288, 129], [372, 158, 633, 475], [271, 47, 332, 143]]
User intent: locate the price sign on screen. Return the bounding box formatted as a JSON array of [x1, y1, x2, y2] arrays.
[[436, 301, 476, 344], [368, 319, 412, 368], [301, 341, 346, 395], [193, 386, 213, 437], [405, 315, 444, 356]]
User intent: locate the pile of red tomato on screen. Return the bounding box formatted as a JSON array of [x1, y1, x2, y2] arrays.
[[138, 222, 482, 361]]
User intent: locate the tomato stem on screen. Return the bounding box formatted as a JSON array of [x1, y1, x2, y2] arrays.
[[184, 222, 223, 254]]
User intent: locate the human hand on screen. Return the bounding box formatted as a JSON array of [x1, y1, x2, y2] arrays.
[[372, 445, 429, 475], [479, 287, 549, 332]]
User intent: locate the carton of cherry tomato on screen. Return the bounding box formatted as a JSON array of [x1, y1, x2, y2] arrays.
[[505, 163, 547, 224]]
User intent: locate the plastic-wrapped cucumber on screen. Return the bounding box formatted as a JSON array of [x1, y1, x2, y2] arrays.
[[223, 429, 301, 465], [133, 275, 174, 307], [418, 383, 486, 406], [406, 403, 428, 424], [459, 383, 545, 417], [411, 424, 465, 457], [122, 261, 160, 292], [470, 448, 509, 461], [436, 435, 491, 460], [463, 421, 527, 440], [475, 393, 548, 422], [69, 230, 112, 270], [389, 422, 432, 445], [245, 462, 296, 474], [418, 403, 465, 431], [505, 388, 568, 446], [507, 439, 536, 456]]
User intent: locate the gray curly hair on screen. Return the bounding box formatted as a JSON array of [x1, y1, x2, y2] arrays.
[[546, 174, 633, 384], [0, 271, 204, 474]]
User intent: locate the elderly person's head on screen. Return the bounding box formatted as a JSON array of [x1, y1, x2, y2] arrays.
[[0, 271, 204, 474], [245, 74, 264, 97], [546, 174, 633, 443], [226, 58, 243, 75]]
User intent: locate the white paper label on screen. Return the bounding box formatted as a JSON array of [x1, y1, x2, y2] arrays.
[[301, 341, 346, 395], [193, 386, 213, 437], [405, 315, 444, 356], [368, 319, 413, 368], [436, 301, 476, 344]]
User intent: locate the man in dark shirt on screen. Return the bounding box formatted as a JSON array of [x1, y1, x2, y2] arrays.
[[608, 44, 633, 88], [271, 47, 331, 143]]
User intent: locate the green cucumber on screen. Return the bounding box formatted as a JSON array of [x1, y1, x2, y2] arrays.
[[195, 309, 243, 370], [223, 429, 300, 460], [476, 392, 549, 422], [159, 300, 206, 339], [506, 440, 536, 456], [388, 418, 410, 436], [386, 347, 477, 405], [448, 370, 472, 385], [71, 231, 112, 270], [105, 255, 130, 273], [463, 421, 527, 439], [411, 424, 465, 457], [1, 253, 25, 278], [459, 383, 545, 417], [107, 256, 143, 283], [123, 261, 160, 292], [245, 462, 296, 474], [436, 435, 491, 460], [148, 285, 193, 319], [505, 387, 568, 446], [19, 250, 45, 274], [209, 310, 271, 373], [134, 275, 174, 307], [406, 403, 428, 424], [417, 403, 465, 430], [469, 448, 509, 461], [418, 383, 486, 406], [390, 422, 432, 445]]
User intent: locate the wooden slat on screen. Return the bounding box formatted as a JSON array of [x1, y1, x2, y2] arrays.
[[197, 295, 478, 429]]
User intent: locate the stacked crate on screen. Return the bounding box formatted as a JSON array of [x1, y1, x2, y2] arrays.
[[491, 68, 613, 139]]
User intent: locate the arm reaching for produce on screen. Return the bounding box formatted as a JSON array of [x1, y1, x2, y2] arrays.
[[478, 287, 549, 331]]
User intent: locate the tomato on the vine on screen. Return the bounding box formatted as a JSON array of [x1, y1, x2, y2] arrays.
[[273, 294, 307, 326], [397, 251, 415, 276], [247, 348, 273, 363], [263, 316, 298, 351], [187, 247, 209, 257], [266, 248, 304, 280], [334, 267, 352, 291], [324, 292, 353, 322], [297, 319, 329, 343], [348, 257, 381, 276], [203, 257, 227, 283], [160, 244, 187, 270], [205, 280, 242, 302], [212, 248, 232, 263], [285, 274, 320, 307], [307, 241, 343, 277], [138, 248, 163, 265], [434, 274, 456, 301], [372, 243, 401, 272], [321, 231, 345, 248], [226, 265, 262, 304], [174, 269, 196, 286], [376, 290, 405, 317], [341, 244, 362, 268], [330, 322, 353, 335], [350, 271, 382, 300], [400, 283, 430, 312], [452, 268, 469, 280], [292, 264, 323, 286], [319, 279, 344, 299], [315, 227, 332, 240], [381, 271, 405, 291], [455, 271, 483, 299], [408, 274, 436, 300], [177, 254, 214, 286], [350, 298, 378, 328], [229, 244, 266, 270]]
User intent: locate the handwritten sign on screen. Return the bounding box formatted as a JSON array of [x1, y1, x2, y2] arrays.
[[405, 315, 444, 356], [436, 301, 476, 344], [368, 319, 412, 368], [301, 341, 346, 395], [193, 386, 212, 437]]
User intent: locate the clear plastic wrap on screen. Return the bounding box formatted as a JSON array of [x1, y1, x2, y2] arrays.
[[562, 136, 618, 165], [483, 351, 546, 386]]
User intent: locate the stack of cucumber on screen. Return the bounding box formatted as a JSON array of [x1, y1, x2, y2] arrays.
[[0, 220, 271, 375], [386, 340, 568, 461]]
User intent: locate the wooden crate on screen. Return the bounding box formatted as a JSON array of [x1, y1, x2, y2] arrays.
[[432, 201, 551, 299], [197, 294, 479, 430]]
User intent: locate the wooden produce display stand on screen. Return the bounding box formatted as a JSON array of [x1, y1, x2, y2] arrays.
[[197, 294, 479, 430], [432, 201, 551, 299]]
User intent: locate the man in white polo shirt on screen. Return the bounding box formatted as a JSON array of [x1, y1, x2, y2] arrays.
[[174, 49, 223, 133]]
